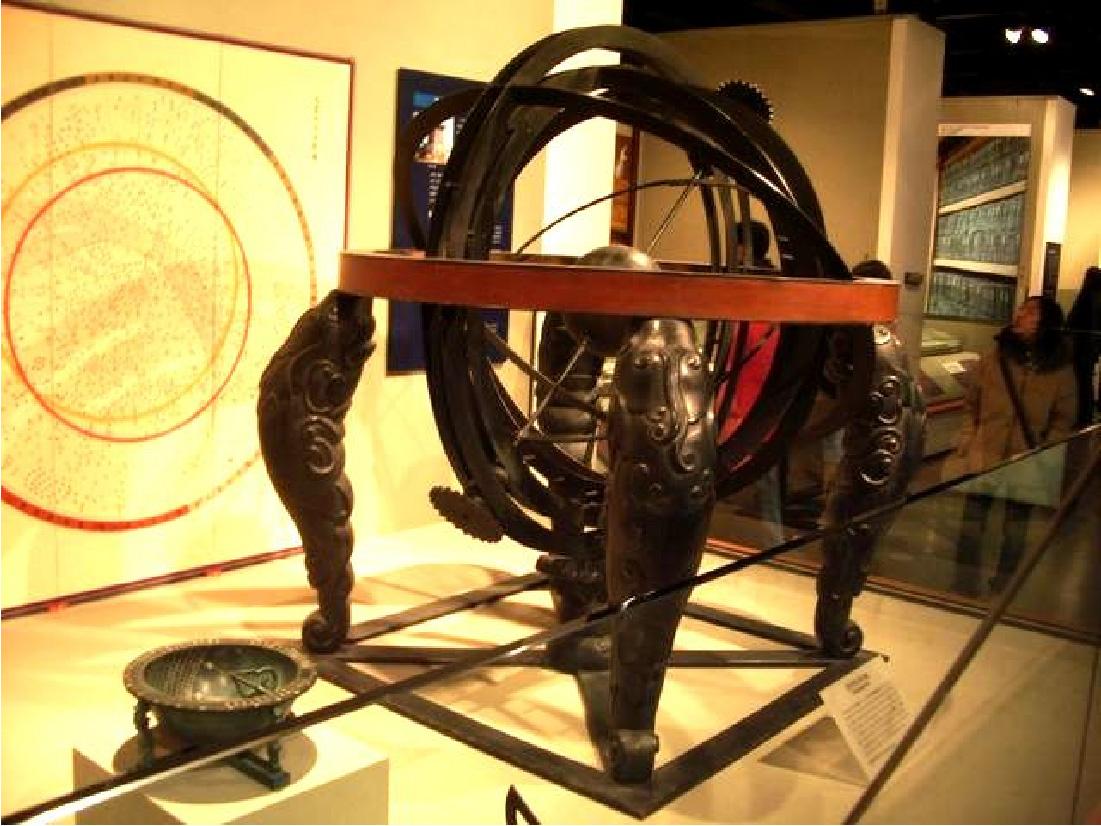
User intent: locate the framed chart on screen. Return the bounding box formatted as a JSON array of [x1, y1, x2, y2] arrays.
[[1, 3, 352, 603]]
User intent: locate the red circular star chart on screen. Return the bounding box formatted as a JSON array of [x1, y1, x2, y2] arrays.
[[2, 73, 317, 530]]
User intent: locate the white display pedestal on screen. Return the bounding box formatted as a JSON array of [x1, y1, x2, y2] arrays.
[[73, 725, 388, 824]]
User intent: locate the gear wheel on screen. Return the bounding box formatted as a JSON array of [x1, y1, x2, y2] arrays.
[[716, 79, 775, 122], [428, 486, 504, 542]]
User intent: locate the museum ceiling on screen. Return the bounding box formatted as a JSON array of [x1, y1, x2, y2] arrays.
[[622, 0, 1101, 128]]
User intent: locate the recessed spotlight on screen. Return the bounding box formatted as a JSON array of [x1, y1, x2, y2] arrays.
[[1004, 26, 1024, 44], [1030, 27, 1050, 45], [1081, 87, 1096, 97]]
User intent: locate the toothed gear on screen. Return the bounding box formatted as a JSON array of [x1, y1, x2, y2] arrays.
[[716, 79, 775, 123], [429, 486, 504, 542]]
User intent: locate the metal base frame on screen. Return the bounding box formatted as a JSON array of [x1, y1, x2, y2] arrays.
[[315, 573, 874, 819]]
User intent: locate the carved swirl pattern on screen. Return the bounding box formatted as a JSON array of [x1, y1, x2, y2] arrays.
[[815, 324, 925, 656], [603, 318, 717, 781], [257, 290, 375, 652], [611, 321, 716, 521]]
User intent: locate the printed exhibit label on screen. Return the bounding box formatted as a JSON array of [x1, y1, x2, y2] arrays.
[[820, 657, 912, 779]]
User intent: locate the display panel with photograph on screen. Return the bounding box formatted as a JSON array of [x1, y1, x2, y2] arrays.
[[387, 68, 511, 374]]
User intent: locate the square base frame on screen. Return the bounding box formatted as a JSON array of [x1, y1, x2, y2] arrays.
[[315, 573, 874, 819]]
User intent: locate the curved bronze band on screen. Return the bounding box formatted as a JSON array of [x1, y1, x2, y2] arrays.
[[339, 252, 899, 323]]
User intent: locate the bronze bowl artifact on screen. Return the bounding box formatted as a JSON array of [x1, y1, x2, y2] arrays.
[[124, 639, 316, 788]]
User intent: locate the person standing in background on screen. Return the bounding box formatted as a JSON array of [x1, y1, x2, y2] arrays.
[[1067, 266, 1101, 428], [948, 295, 1077, 596]]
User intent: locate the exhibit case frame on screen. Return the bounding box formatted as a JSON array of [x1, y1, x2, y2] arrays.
[[3, 428, 1098, 823]]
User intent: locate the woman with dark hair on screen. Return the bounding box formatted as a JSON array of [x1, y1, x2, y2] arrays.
[[948, 295, 1077, 596], [1067, 266, 1101, 427]]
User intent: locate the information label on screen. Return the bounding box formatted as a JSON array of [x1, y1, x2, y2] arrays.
[[819, 657, 912, 779]]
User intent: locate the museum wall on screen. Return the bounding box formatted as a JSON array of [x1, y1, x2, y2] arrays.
[[869, 17, 945, 359], [1064, 129, 1101, 298], [2, 0, 623, 606], [927, 96, 1076, 354], [634, 15, 943, 360]]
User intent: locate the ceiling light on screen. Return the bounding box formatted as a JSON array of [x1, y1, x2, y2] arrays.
[[1030, 27, 1050, 44], [1004, 26, 1023, 44], [1081, 87, 1096, 97]]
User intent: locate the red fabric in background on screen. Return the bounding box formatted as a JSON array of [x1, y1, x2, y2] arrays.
[[716, 322, 778, 443]]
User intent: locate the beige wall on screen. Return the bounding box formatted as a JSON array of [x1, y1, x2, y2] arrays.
[[1064, 130, 1101, 297], [4, 0, 625, 604], [635, 16, 942, 362], [876, 17, 946, 359], [638, 17, 895, 266]]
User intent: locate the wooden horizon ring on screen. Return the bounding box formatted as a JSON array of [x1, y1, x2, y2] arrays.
[[339, 252, 899, 323]]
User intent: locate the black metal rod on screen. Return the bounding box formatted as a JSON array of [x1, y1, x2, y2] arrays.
[[516, 432, 606, 445], [482, 326, 606, 420], [331, 645, 548, 666], [3, 585, 612, 823], [646, 171, 704, 254], [1070, 644, 1101, 823], [513, 175, 746, 257], [844, 439, 1101, 824], [653, 652, 873, 808], [516, 339, 590, 441]]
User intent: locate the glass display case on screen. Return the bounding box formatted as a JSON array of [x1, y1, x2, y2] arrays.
[[711, 424, 1100, 643], [3, 428, 1097, 823]]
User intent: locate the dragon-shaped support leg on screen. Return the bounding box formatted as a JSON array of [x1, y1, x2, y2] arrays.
[[604, 318, 716, 782], [815, 325, 925, 656], [258, 290, 375, 653]]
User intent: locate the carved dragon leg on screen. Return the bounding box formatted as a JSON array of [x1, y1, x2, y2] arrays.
[[604, 318, 716, 783], [257, 290, 375, 653], [815, 325, 925, 656]]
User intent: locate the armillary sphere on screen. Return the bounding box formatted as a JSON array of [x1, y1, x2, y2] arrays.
[[380, 25, 880, 553], [259, 24, 918, 787]]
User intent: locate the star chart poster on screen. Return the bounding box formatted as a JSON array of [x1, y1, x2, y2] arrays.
[[1, 5, 352, 604]]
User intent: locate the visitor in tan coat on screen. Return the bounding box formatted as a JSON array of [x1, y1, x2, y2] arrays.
[[947, 295, 1076, 597]]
